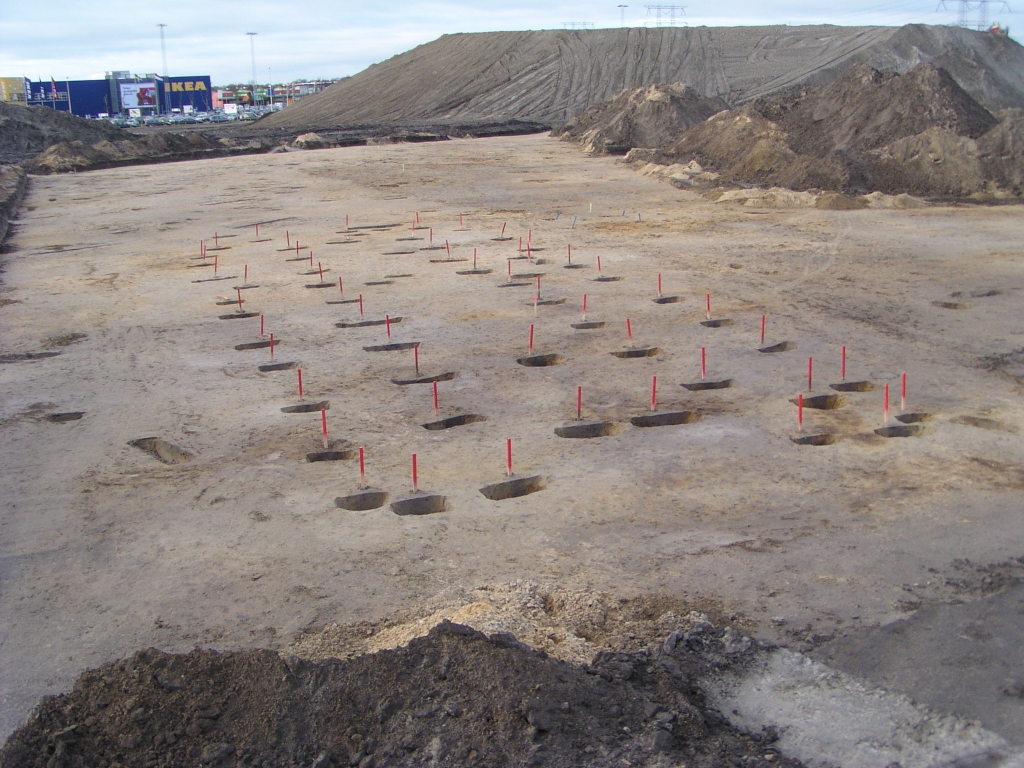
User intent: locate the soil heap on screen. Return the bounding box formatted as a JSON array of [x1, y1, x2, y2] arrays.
[[0, 621, 801, 768], [0, 102, 130, 164], [599, 63, 1024, 198], [254, 25, 1024, 134], [552, 84, 727, 155]]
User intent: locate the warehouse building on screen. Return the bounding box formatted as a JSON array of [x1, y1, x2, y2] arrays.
[[11, 72, 212, 118]]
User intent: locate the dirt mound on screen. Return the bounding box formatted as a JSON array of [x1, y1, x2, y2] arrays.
[[552, 84, 727, 155], [653, 63, 1023, 197], [0, 102, 126, 164], [254, 25, 1024, 134], [1, 620, 803, 768], [0, 165, 27, 245]]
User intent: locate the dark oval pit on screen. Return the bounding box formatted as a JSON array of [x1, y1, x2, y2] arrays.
[[791, 394, 845, 410], [875, 424, 926, 438], [532, 298, 567, 306], [364, 280, 394, 286], [392, 371, 458, 385], [593, 276, 623, 282], [572, 321, 606, 330], [305, 282, 335, 289], [512, 273, 544, 280], [456, 268, 493, 275], [281, 400, 330, 414], [218, 312, 260, 320], [326, 299, 361, 305], [759, 341, 796, 353], [430, 258, 468, 263], [235, 340, 274, 351], [47, 411, 84, 423], [791, 433, 841, 446], [564, 264, 588, 270], [259, 361, 297, 372], [385, 274, 414, 279], [191, 276, 236, 283], [830, 381, 876, 392], [491, 236, 514, 241], [896, 412, 933, 424], [630, 411, 701, 428], [517, 353, 564, 367], [382, 251, 416, 256], [391, 494, 449, 516], [336, 317, 403, 329], [216, 299, 244, 306], [364, 341, 420, 352], [497, 282, 531, 288], [611, 347, 659, 359], [653, 296, 682, 305], [479, 475, 547, 501], [933, 301, 970, 310], [555, 421, 626, 439], [701, 318, 733, 328], [682, 379, 734, 391], [335, 489, 390, 511], [306, 449, 356, 462], [422, 413, 486, 430]]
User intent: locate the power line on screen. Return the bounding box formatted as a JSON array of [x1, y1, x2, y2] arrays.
[[645, 5, 687, 26], [937, 0, 1011, 30]]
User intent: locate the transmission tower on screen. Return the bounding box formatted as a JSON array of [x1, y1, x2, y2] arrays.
[[645, 5, 687, 26], [562, 21, 596, 28], [937, 0, 1010, 31], [157, 23, 168, 77], [618, 5, 629, 27]]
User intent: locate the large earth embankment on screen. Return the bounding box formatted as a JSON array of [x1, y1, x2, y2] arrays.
[[254, 24, 1024, 133]]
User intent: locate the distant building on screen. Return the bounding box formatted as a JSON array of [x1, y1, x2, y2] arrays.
[[0, 77, 29, 105]]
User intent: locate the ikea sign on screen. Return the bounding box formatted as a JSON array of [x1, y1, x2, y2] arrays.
[[163, 80, 207, 93], [160, 76, 212, 112]]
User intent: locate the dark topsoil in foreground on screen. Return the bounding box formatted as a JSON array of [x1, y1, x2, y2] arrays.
[[1, 621, 797, 768]]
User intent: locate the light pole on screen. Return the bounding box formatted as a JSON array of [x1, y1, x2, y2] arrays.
[[246, 32, 258, 106], [158, 24, 168, 77], [618, 4, 628, 26]]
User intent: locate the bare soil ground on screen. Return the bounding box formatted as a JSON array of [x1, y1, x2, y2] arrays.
[[1, 134, 1023, 754]]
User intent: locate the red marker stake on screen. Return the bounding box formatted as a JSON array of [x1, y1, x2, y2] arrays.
[[297, 368, 304, 399], [567, 244, 572, 265], [255, 223, 259, 238], [215, 231, 219, 247], [412, 453, 418, 493], [269, 333, 275, 360], [414, 344, 420, 375], [651, 375, 658, 411], [500, 222, 507, 237], [358, 294, 364, 318], [200, 241, 205, 260], [577, 386, 583, 421], [807, 357, 813, 392], [385, 314, 391, 340], [582, 294, 587, 321], [657, 273, 662, 297], [798, 393, 804, 432], [528, 229, 532, 246], [884, 383, 890, 424], [701, 347, 706, 380], [214, 255, 218, 276], [901, 372, 907, 412], [760, 314, 766, 345], [358, 446, 366, 486], [527, 243, 532, 260], [473, 248, 478, 269], [244, 264, 248, 284], [506, 438, 513, 477], [309, 250, 313, 267], [529, 324, 535, 353], [445, 240, 450, 258], [536, 274, 541, 298], [345, 214, 349, 230], [626, 318, 633, 343], [318, 262, 324, 282], [597, 255, 602, 274], [260, 314, 264, 338], [429, 227, 433, 246], [286, 230, 290, 247], [519, 236, 523, 253], [296, 242, 300, 256], [338, 277, 344, 296], [507, 259, 512, 281], [460, 213, 464, 228], [706, 293, 711, 320], [432, 381, 439, 415], [841, 346, 847, 380], [236, 287, 243, 310], [321, 409, 328, 450]]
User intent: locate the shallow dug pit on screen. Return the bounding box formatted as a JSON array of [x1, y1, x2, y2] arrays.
[[516, 353, 564, 367], [422, 413, 486, 430], [954, 415, 1017, 432], [46, 411, 84, 423], [479, 475, 547, 501], [364, 341, 420, 352], [497, 282, 531, 288], [391, 493, 449, 516], [364, 280, 394, 286], [456, 268, 492, 275], [791, 433, 841, 446], [564, 264, 588, 270], [335, 489, 390, 511], [701, 319, 733, 328], [682, 379, 734, 391], [305, 282, 335, 289], [593, 276, 623, 282], [385, 274, 414, 279], [630, 410, 701, 428], [235, 340, 274, 351], [933, 300, 970, 310], [129, 437, 194, 465], [611, 347, 659, 359], [652, 296, 682, 305], [0, 352, 60, 363], [336, 317, 403, 328], [392, 371, 458, 385], [191, 275, 236, 283], [532, 298, 567, 306], [555, 420, 627, 439], [218, 312, 260, 320], [259, 361, 297, 372], [875, 424, 926, 438], [896, 412, 933, 424], [791, 394, 846, 410], [830, 380, 876, 392], [281, 400, 330, 414], [430, 258, 469, 263], [306, 448, 356, 462], [512, 272, 544, 280], [572, 321, 606, 330], [216, 299, 244, 306], [759, 341, 796, 353], [325, 298, 361, 305]]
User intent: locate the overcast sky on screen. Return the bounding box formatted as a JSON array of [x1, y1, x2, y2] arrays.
[[0, 1, 1016, 85]]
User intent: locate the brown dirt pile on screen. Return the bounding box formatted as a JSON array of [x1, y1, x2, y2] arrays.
[[551, 84, 727, 155], [0, 102, 125, 164], [0, 621, 800, 768], [645, 63, 1024, 197]]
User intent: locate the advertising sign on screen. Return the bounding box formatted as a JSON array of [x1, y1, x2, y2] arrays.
[[119, 82, 157, 109], [223, 103, 238, 115]]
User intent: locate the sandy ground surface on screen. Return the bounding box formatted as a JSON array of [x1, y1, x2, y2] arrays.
[[1, 133, 1023, 744]]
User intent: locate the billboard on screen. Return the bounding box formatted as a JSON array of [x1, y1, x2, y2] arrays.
[[0, 77, 29, 104], [119, 82, 157, 109], [161, 76, 212, 112]]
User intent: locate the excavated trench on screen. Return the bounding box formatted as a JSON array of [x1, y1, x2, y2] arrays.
[[554, 420, 627, 438], [630, 411, 701, 428], [517, 353, 564, 367], [280, 400, 330, 414], [335, 489, 390, 511], [611, 347, 659, 359], [682, 379, 734, 391], [479, 475, 547, 500], [390, 494, 450, 516], [421, 414, 487, 430]]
